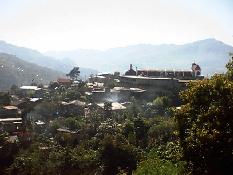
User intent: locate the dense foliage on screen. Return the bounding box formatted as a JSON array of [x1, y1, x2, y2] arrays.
[[2, 57, 233, 174], [175, 75, 233, 174]]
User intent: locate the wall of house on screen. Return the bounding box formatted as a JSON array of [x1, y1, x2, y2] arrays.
[[119, 76, 182, 101]]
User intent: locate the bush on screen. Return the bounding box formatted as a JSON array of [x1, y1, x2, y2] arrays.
[[134, 149, 187, 175], [175, 75, 233, 174]]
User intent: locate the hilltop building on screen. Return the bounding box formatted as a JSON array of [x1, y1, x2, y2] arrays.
[[125, 64, 136, 76], [125, 63, 202, 79], [119, 63, 203, 100], [191, 62, 201, 77], [85, 63, 203, 103]]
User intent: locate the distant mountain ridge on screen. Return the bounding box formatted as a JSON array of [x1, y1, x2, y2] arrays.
[[46, 38, 233, 75], [0, 39, 232, 76], [0, 40, 97, 78], [0, 53, 64, 91]]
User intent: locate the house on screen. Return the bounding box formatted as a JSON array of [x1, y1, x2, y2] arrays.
[[56, 128, 80, 145], [34, 120, 46, 133], [0, 92, 11, 106], [57, 78, 72, 86], [58, 100, 85, 116], [96, 102, 126, 112], [20, 86, 43, 97], [0, 105, 21, 118], [88, 75, 107, 84], [17, 97, 43, 117], [111, 87, 146, 101], [0, 105, 24, 133]]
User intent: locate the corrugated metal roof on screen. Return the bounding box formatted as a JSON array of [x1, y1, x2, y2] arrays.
[[0, 118, 22, 122], [20, 86, 41, 90]]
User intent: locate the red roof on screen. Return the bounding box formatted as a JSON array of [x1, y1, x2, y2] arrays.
[[57, 78, 72, 83]]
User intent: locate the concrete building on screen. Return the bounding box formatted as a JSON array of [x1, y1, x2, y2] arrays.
[[120, 63, 204, 101], [120, 76, 181, 92], [20, 86, 43, 97], [125, 64, 136, 76], [90, 86, 146, 103], [0, 105, 23, 133], [125, 63, 203, 80], [58, 100, 85, 116]]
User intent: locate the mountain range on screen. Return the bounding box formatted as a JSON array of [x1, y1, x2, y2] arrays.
[[0, 38, 233, 90], [46, 38, 233, 76], [0, 40, 97, 78]]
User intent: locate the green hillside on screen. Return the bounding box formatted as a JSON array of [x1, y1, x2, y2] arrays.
[[0, 53, 64, 91]]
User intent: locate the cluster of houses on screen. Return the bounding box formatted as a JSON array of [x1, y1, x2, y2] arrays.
[[0, 91, 41, 143], [87, 62, 203, 102], [0, 62, 203, 138]]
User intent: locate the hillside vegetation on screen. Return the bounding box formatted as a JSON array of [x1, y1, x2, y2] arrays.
[[0, 53, 64, 90], [0, 40, 97, 78]]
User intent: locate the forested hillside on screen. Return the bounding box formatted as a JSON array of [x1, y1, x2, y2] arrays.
[[0, 53, 64, 90]]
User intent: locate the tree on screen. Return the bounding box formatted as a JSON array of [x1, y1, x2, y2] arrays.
[[148, 117, 176, 146], [126, 97, 142, 118], [100, 135, 138, 175], [152, 96, 171, 115], [133, 117, 149, 148], [103, 102, 112, 118], [175, 75, 233, 174], [226, 53, 233, 80], [0, 92, 11, 106], [134, 149, 186, 175], [10, 84, 19, 95], [64, 117, 83, 131], [9, 144, 99, 175], [66, 67, 80, 81]]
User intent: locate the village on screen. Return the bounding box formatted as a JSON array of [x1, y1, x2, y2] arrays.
[[0, 62, 203, 174], [0, 63, 202, 135]]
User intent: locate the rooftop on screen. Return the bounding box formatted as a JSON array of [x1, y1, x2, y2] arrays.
[[3, 106, 18, 110], [96, 75, 106, 79], [121, 75, 176, 80], [30, 98, 42, 102], [57, 128, 78, 134], [35, 120, 45, 125], [0, 118, 22, 122], [61, 100, 85, 106], [96, 102, 126, 110], [20, 86, 41, 90], [57, 78, 72, 83], [111, 87, 146, 93], [137, 69, 192, 72], [130, 88, 146, 92]]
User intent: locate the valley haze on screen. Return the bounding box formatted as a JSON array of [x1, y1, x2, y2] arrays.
[[46, 38, 233, 76], [0, 38, 233, 80]]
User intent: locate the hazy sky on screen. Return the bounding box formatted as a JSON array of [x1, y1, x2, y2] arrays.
[[0, 0, 232, 52]]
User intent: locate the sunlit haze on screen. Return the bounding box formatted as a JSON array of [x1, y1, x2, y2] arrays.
[[0, 0, 232, 52]]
